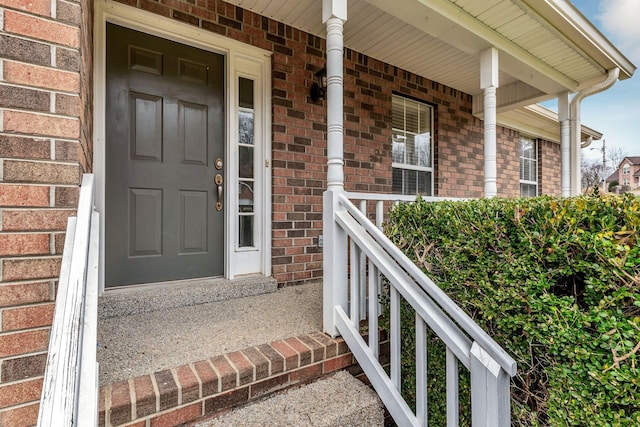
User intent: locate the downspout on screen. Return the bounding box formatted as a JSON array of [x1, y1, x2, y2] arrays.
[[569, 68, 620, 195]]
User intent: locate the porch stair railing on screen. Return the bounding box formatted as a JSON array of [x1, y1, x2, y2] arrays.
[[323, 191, 517, 427], [38, 174, 100, 427]]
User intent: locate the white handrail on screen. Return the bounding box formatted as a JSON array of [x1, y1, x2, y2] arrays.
[[38, 174, 99, 427], [339, 193, 516, 374], [324, 190, 516, 426]]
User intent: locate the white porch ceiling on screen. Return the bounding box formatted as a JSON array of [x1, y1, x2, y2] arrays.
[[227, 0, 635, 111]]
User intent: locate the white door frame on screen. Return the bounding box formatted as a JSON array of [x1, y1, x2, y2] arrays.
[[94, 0, 272, 289]]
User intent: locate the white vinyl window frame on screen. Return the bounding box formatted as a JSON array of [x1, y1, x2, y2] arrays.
[[391, 94, 434, 196], [623, 164, 630, 174], [94, 0, 272, 287], [520, 136, 538, 197]]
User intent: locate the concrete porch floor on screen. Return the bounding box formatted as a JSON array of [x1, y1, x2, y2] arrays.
[[97, 279, 323, 385]]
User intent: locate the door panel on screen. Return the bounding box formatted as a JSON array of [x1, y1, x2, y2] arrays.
[[129, 188, 163, 256], [106, 23, 225, 287], [180, 102, 208, 165]]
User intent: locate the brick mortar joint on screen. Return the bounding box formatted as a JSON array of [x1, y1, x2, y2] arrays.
[[128, 378, 137, 420], [4, 155, 78, 166], [169, 368, 182, 406], [238, 350, 258, 383], [187, 363, 203, 401], [206, 358, 222, 395], [222, 353, 240, 388], [253, 345, 273, 377], [149, 372, 161, 415]]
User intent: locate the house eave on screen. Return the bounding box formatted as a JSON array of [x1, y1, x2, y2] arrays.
[[225, 0, 635, 104], [537, 0, 636, 82], [497, 104, 602, 144]]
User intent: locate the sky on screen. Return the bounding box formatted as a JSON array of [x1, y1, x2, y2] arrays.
[[553, 0, 640, 164]]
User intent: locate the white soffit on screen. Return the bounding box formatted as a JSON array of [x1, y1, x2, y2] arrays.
[[227, 0, 635, 102]]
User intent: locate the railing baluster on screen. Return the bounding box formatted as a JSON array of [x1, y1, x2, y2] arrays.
[[350, 238, 359, 326], [446, 348, 459, 427], [333, 193, 515, 427], [376, 200, 384, 315], [358, 200, 367, 321], [368, 257, 378, 359], [416, 314, 428, 427], [390, 286, 401, 390]]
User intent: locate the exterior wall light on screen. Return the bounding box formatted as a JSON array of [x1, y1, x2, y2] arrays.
[[310, 66, 327, 103]]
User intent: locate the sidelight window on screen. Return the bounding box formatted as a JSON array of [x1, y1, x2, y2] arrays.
[[238, 77, 255, 248]]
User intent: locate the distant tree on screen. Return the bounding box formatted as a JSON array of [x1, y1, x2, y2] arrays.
[[607, 147, 627, 172], [581, 155, 605, 189]]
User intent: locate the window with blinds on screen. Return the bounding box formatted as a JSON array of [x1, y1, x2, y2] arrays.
[[520, 136, 538, 197], [391, 95, 434, 196]]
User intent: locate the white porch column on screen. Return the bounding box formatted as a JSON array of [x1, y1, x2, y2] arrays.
[[322, 0, 347, 337], [480, 47, 499, 198], [324, 0, 346, 191], [558, 92, 571, 197]]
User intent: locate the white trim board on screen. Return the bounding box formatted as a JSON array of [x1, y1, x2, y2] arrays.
[[94, 0, 273, 287]]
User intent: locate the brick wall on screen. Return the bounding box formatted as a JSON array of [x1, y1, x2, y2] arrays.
[[0, 0, 88, 422], [539, 139, 561, 196], [111, 0, 563, 286], [0, 0, 564, 418]]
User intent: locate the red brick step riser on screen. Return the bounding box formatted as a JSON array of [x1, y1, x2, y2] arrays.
[[99, 332, 360, 427]]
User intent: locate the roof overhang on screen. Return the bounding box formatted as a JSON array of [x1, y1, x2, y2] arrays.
[[498, 104, 602, 144], [225, 0, 635, 132]]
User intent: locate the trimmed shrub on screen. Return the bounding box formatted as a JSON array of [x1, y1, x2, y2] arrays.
[[383, 193, 640, 426]]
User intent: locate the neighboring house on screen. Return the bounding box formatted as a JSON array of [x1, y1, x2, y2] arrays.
[[0, 0, 635, 424], [605, 169, 619, 191], [613, 156, 640, 190]]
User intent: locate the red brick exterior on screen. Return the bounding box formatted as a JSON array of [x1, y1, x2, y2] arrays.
[[539, 139, 562, 196], [0, 0, 91, 422], [0, 0, 563, 419]]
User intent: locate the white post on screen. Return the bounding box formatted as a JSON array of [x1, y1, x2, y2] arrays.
[[324, 0, 346, 190], [559, 92, 571, 197], [322, 0, 347, 337], [569, 103, 582, 195], [480, 48, 499, 198], [470, 343, 511, 427]]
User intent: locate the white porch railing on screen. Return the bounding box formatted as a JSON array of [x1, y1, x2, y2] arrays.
[[323, 190, 517, 427], [38, 174, 100, 427]]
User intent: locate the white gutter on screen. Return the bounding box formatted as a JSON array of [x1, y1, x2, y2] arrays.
[[569, 68, 620, 195]]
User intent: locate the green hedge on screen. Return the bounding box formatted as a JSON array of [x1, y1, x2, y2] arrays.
[[383, 193, 640, 426]]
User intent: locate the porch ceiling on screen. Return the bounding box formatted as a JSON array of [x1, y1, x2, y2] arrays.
[[228, 0, 635, 109]]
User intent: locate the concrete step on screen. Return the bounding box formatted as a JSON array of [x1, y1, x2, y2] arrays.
[[99, 274, 278, 319], [190, 371, 385, 427], [97, 281, 322, 385]]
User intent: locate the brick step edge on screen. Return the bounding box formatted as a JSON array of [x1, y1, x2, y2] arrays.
[[99, 332, 357, 427]]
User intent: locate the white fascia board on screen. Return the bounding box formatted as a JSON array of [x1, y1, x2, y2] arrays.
[[532, 0, 636, 80]]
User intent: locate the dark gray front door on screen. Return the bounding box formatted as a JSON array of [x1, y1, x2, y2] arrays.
[[105, 23, 225, 287]]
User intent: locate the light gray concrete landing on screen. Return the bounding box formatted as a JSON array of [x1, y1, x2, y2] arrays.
[[190, 371, 385, 427], [97, 281, 322, 385], [99, 275, 278, 319]]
